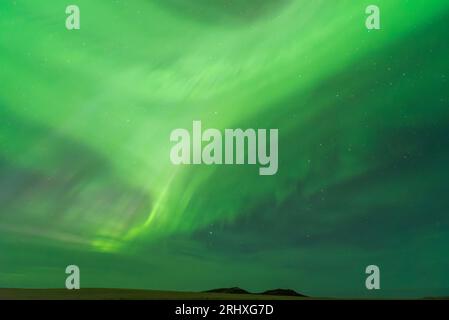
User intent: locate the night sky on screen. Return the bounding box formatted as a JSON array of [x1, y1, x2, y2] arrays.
[[1, 1, 449, 298]]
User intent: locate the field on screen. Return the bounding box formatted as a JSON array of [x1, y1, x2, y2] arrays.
[[0, 288, 308, 300]]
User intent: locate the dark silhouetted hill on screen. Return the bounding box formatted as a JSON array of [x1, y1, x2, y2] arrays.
[[260, 289, 307, 297], [204, 287, 250, 294]]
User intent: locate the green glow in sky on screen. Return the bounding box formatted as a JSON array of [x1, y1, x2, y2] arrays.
[[1, 0, 449, 297]]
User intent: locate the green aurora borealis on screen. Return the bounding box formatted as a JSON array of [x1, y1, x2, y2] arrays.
[[1, 0, 449, 297]]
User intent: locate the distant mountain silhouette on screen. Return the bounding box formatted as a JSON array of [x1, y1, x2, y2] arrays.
[[260, 289, 307, 297], [204, 287, 250, 294], [204, 287, 307, 297]]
